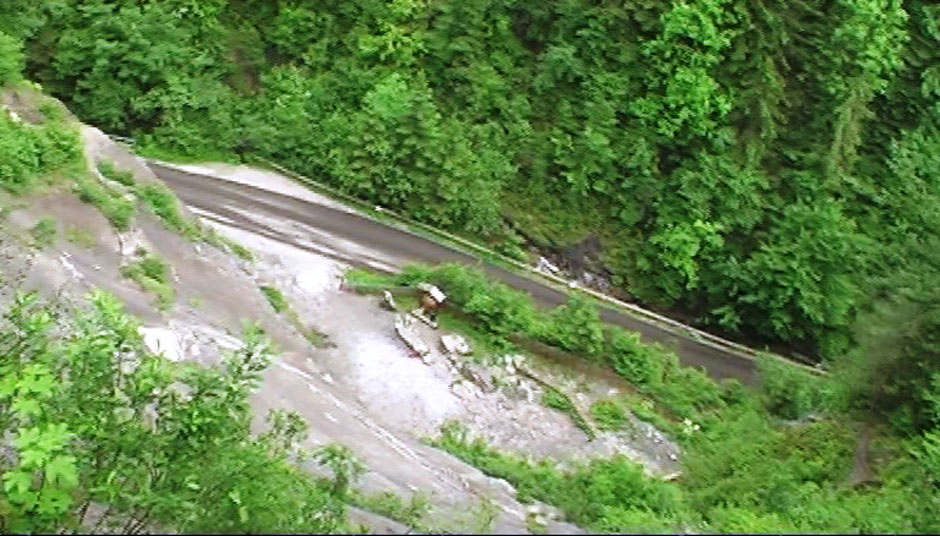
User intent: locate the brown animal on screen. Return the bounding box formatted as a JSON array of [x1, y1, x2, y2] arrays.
[[420, 292, 441, 312]]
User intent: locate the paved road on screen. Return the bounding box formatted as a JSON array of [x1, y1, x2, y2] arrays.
[[149, 162, 757, 383]]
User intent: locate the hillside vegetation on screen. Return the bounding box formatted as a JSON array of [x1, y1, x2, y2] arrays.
[[1, 0, 939, 533], [3, 0, 938, 362]]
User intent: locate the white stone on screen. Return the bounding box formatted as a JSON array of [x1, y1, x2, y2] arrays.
[[440, 334, 471, 356]]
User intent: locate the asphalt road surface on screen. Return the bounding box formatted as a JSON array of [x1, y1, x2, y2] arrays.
[[148, 162, 757, 383]]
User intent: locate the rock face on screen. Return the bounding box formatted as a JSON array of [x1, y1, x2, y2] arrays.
[[394, 313, 431, 362], [440, 334, 471, 356]]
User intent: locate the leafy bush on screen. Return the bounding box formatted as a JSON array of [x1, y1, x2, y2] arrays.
[[0, 110, 81, 193], [607, 327, 667, 387], [401, 263, 537, 338], [757, 353, 831, 420], [0, 291, 349, 533], [0, 31, 22, 85], [590, 400, 628, 430], [538, 295, 605, 358]]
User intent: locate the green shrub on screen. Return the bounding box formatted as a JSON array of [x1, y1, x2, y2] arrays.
[[121, 252, 174, 310], [0, 291, 348, 533], [538, 295, 605, 358], [430, 422, 685, 531], [541, 387, 574, 412], [29, 216, 57, 249], [260, 285, 288, 313], [757, 353, 831, 420], [400, 263, 537, 338], [590, 400, 628, 430], [73, 173, 135, 231], [655, 365, 726, 419], [97, 159, 136, 186], [606, 327, 667, 387], [0, 31, 23, 85], [135, 182, 198, 238], [0, 116, 41, 192]]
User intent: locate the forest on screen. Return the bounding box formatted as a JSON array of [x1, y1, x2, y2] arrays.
[[2, 0, 938, 363], [0, 0, 939, 532]]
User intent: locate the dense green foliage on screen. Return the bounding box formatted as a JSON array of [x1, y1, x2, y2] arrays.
[[0, 0, 940, 356], [396, 262, 728, 420], [5, 0, 938, 360], [3, 1, 939, 531], [432, 421, 685, 532], [0, 291, 349, 533], [376, 262, 940, 532], [0, 95, 81, 194]]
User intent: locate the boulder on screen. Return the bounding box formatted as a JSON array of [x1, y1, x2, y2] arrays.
[[440, 334, 471, 355]]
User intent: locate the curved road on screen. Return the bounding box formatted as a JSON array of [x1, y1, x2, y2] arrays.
[[148, 162, 757, 383]]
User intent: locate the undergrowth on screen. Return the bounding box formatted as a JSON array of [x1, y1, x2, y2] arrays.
[[120, 250, 174, 310]]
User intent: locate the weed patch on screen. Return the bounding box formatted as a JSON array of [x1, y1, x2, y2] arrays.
[[590, 400, 629, 431], [121, 251, 174, 310], [259, 283, 331, 348], [349, 490, 431, 529], [65, 225, 96, 249], [73, 173, 134, 231], [29, 216, 57, 249], [260, 285, 288, 313], [428, 421, 683, 531], [97, 159, 136, 186], [135, 182, 199, 239]]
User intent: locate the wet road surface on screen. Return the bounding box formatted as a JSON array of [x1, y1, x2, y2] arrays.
[[148, 162, 757, 384]]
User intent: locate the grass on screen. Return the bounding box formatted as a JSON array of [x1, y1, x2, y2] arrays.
[[132, 182, 257, 263], [226, 240, 254, 262], [134, 182, 200, 239], [120, 251, 174, 311], [590, 399, 630, 431], [260, 285, 288, 313], [621, 393, 680, 436], [344, 267, 398, 289], [65, 225, 96, 249], [259, 283, 332, 348], [29, 216, 57, 249], [540, 386, 596, 439], [428, 420, 683, 532], [73, 173, 135, 232], [349, 490, 431, 529], [97, 160, 136, 187]]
